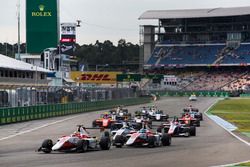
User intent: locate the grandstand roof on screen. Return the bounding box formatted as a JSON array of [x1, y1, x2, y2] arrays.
[[139, 6, 250, 20], [0, 54, 50, 73]]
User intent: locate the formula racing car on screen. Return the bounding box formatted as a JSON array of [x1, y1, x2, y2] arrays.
[[157, 118, 196, 137], [125, 126, 171, 148], [38, 125, 111, 153], [92, 112, 116, 128], [182, 105, 203, 121]]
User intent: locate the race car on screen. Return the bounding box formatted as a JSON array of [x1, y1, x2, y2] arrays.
[[182, 105, 203, 121], [157, 118, 196, 137], [135, 106, 150, 117], [38, 125, 111, 153], [189, 94, 197, 101], [109, 106, 131, 121], [131, 115, 152, 130], [111, 123, 137, 148], [125, 127, 171, 147], [148, 109, 169, 121], [92, 112, 116, 128], [179, 113, 200, 127]]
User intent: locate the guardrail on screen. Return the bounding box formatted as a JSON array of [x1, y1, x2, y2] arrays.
[[0, 97, 151, 125], [150, 91, 229, 97]]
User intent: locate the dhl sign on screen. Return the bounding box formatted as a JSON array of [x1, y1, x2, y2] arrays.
[[70, 71, 122, 84]]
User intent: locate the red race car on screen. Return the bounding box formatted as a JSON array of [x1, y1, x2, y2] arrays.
[[92, 113, 116, 128], [179, 113, 200, 127]]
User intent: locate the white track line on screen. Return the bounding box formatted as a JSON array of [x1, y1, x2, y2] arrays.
[[0, 115, 79, 141], [205, 98, 250, 167], [211, 160, 250, 167], [204, 100, 250, 146]]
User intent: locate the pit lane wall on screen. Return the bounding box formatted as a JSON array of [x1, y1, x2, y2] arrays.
[[0, 97, 151, 125]]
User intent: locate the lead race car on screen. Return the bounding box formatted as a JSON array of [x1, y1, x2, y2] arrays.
[[189, 94, 197, 101], [38, 125, 111, 153]]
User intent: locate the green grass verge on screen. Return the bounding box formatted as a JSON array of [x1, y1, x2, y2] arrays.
[[210, 99, 250, 133], [235, 162, 250, 166]]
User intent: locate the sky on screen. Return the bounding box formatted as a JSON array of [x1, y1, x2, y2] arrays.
[[2, 0, 250, 45]]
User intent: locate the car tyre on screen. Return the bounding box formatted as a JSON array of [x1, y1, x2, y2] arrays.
[[148, 136, 156, 148], [99, 137, 111, 150], [161, 133, 171, 146], [190, 126, 196, 136], [114, 135, 125, 148], [41, 139, 53, 153], [76, 140, 88, 153]]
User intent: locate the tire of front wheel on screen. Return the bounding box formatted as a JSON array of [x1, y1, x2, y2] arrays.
[[41, 139, 53, 153]]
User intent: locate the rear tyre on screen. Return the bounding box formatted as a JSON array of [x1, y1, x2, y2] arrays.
[[148, 136, 156, 148], [41, 139, 53, 153], [196, 121, 200, 127], [200, 113, 203, 121], [161, 134, 171, 146], [190, 126, 196, 136], [99, 137, 111, 150], [114, 135, 125, 148]]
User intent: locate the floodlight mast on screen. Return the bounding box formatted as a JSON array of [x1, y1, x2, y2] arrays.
[[17, 0, 21, 60]]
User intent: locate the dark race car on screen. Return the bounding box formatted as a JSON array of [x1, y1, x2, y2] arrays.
[[109, 107, 132, 121]]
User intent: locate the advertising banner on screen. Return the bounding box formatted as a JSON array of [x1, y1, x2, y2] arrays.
[[70, 71, 122, 84], [60, 23, 77, 56], [26, 0, 59, 54]]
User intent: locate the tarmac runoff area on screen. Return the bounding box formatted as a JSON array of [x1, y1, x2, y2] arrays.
[[0, 97, 250, 167]]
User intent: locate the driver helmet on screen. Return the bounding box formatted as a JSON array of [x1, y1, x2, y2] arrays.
[[103, 114, 109, 119]]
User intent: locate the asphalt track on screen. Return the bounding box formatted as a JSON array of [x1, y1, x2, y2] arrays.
[[0, 97, 249, 167]]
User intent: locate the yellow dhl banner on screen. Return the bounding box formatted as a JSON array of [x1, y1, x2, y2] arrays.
[[70, 71, 122, 84]]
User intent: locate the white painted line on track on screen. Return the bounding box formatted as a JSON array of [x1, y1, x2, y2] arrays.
[[209, 115, 237, 131], [0, 115, 80, 141], [204, 101, 250, 147], [211, 160, 250, 167], [205, 98, 250, 167]]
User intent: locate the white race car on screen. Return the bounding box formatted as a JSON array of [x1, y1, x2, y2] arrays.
[[38, 125, 111, 153], [189, 94, 197, 101]]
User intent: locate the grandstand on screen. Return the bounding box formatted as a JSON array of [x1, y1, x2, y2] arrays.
[[139, 6, 250, 92]]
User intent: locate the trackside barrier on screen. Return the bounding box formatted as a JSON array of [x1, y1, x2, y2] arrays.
[[0, 97, 151, 125], [150, 91, 229, 97], [240, 94, 250, 97]]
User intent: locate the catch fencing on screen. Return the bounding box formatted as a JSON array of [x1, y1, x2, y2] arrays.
[[0, 86, 138, 108]]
